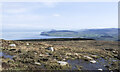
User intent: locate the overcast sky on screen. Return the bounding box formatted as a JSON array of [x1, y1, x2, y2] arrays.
[[2, 2, 118, 31]]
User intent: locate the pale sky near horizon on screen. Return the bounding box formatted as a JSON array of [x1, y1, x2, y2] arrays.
[[2, 2, 118, 31]]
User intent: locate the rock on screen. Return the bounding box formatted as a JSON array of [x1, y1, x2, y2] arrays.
[[74, 53, 79, 56], [113, 51, 115, 53], [90, 60, 96, 63], [105, 48, 113, 51], [46, 47, 54, 52], [17, 49, 21, 53], [98, 68, 103, 71], [9, 49, 16, 51], [53, 59, 57, 61], [40, 58, 48, 61], [114, 55, 120, 60], [63, 59, 66, 61], [66, 53, 72, 55], [46, 53, 52, 56], [34, 52, 37, 55], [91, 55, 98, 59], [26, 43, 29, 45], [39, 54, 44, 57], [84, 56, 93, 60], [9, 44, 16, 47], [113, 51, 118, 54], [57, 61, 68, 66], [35, 62, 41, 65], [104, 65, 109, 68]]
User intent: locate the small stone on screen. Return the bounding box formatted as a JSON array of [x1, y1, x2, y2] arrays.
[[66, 53, 72, 55], [84, 56, 93, 60], [74, 53, 78, 56], [90, 60, 96, 63], [34, 52, 37, 54], [39, 54, 43, 57], [46, 53, 52, 56], [35, 62, 41, 65], [9, 44, 16, 47], [98, 69, 103, 71], [63, 59, 66, 61], [46, 47, 54, 52], [113, 51, 115, 53], [26, 43, 29, 45], [91, 55, 98, 58], [57, 61, 68, 66], [113, 51, 117, 54]]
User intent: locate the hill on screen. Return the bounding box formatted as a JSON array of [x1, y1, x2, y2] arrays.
[[40, 28, 119, 41]]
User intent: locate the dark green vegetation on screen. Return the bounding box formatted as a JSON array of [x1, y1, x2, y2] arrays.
[[40, 28, 119, 41], [0, 39, 120, 71]]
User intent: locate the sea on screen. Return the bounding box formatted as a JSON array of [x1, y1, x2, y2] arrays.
[[0, 32, 72, 40]]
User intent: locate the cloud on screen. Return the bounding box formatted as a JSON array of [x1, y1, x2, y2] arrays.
[[2, 3, 43, 14], [43, 2, 57, 7], [3, 2, 58, 14], [5, 8, 27, 14], [53, 14, 61, 17]]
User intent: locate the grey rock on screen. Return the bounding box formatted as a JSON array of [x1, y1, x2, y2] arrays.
[[57, 61, 68, 66], [9, 44, 16, 47]]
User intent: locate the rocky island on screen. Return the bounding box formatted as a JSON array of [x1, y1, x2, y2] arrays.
[[0, 38, 119, 71]]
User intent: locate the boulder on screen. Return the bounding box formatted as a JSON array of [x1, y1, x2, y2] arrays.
[[46, 47, 54, 52], [91, 55, 98, 59], [9, 44, 16, 47], [113, 51, 118, 54], [46, 53, 52, 56], [39, 54, 48, 57], [66, 53, 72, 55], [98, 69, 103, 71], [90, 60, 96, 63], [39, 54, 44, 57], [57, 61, 68, 66], [34, 52, 37, 55], [84, 56, 93, 60], [26, 43, 29, 46], [35, 62, 41, 65]]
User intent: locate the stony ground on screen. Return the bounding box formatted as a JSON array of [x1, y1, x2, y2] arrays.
[[0, 39, 119, 71]]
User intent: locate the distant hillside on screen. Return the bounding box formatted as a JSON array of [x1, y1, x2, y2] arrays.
[[40, 30, 78, 37], [40, 28, 119, 41]]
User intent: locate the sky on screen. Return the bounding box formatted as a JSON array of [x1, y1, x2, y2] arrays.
[[2, 2, 118, 31]]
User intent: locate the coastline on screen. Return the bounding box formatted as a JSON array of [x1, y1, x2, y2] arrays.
[[15, 38, 95, 41]]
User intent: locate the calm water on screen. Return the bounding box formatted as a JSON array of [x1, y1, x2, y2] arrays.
[[0, 52, 13, 59], [0, 32, 72, 40], [67, 58, 108, 70]]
